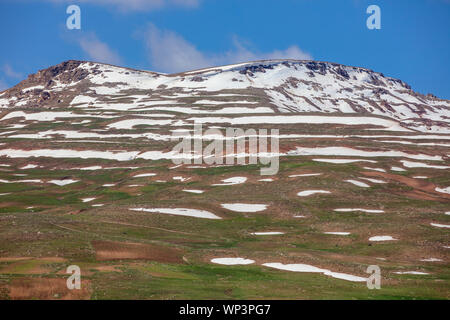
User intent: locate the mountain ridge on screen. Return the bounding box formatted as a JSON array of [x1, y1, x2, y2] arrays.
[[0, 59, 449, 133]]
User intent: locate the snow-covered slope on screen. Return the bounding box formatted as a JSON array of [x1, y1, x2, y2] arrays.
[[0, 59, 449, 132]]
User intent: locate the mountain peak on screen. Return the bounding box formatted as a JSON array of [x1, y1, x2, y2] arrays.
[[0, 59, 448, 133]]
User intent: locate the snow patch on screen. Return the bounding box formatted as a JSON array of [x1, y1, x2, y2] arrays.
[[297, 190, 331, 197], [211, 258, 255, 265], [430, 223, 450, 229], [289, 173, 322, 177], [49, 179, 79, 186], [323, 232, 351, 236], [263, 263, 366, 282], [394, 271, 429, 275], [251, 232, 284, 235], [369, 236, 397, 241], [435, 187, 450, 195], [420, 258, 442, 262], [401, 160, 449, 169], [345, 180, 370, 188], [130, 207, 221, 220], [221, 203, 267, 213], [182, 189, 204, 194], [212, 176, 247, 186], [334, 208, 384, 213], [133, 173, 157, 178], [313, 159, 377, 164]]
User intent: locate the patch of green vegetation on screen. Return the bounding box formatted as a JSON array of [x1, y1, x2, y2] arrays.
[[0, 183, 38, 193], [0, 207, 26, 213], [194, 164, 260, 176], [89, 262, 449, 300], [141, 182, 175, 194], [280, 160, 325, 170], [100, 190, 132, 201]]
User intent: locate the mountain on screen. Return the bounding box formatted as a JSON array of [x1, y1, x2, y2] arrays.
[[0, 60, 449, 299], [1, 59, 449, 133]]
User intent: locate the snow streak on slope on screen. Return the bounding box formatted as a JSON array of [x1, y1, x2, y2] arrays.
[[1, 59, 449, 133]]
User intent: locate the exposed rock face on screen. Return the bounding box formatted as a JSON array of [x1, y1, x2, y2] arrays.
[[1, 60, 89, 108], [8, 61, 82, 92], [0, 59, 448, 132], [31, 60, 86, 83]]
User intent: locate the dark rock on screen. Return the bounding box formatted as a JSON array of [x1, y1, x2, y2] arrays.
[[373, 88, 389, 95], [335, 67, 350, 80], [238, 64, 273, 76], [191, 76, 204, 82], [305, 61, 327, 75]]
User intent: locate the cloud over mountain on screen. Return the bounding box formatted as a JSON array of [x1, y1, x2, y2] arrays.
[[143, 24, 312, 73]]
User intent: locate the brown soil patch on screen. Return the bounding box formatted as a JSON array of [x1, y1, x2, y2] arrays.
[[0, 257, 65, 263], [0, 257, 29, 262], [403, 190, 442, 201], [8, 278, 91, 300], [100, 219, 195, 235], [361, 171, 450, 200], [92, 240, 184, 263], [0, 202, 21, 208], [0, 257, 66, 275], [67, 209, 87, 215], [35, 257, 66, 263], [93, 265, 123, 272]]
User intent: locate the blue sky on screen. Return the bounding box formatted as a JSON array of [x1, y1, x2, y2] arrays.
[[0, 0, 449, 99]]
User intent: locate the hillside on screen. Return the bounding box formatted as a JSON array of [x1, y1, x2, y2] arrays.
[[0, 60, 448, 300]]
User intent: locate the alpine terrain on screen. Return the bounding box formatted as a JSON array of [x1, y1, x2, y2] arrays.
[[0, 59, 448, 299]]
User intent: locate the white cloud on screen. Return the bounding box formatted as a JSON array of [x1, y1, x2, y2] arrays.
[[78, 34, 122, 65], [45, 0, 199, 11], [144, 24, 212, 73], [143, 24, 312, 73], [223, 37, 312, 65], [2, 64, 22, 79]]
